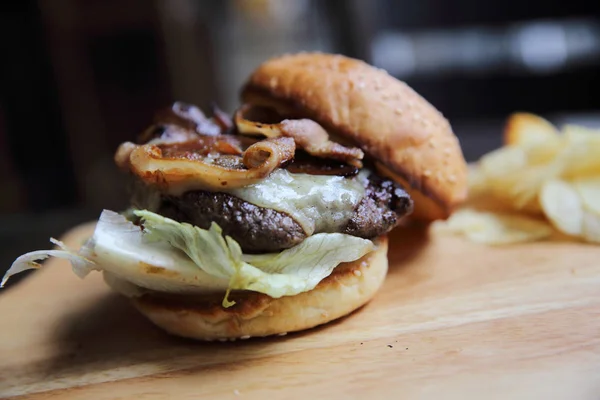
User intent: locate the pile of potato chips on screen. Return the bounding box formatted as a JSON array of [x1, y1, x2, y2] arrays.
[[434, 112, 600, 245]]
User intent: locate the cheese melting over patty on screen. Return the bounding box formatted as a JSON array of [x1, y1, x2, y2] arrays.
[[227, 169, 369, 235]]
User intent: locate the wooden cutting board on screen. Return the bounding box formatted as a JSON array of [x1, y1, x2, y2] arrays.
[[1, 222, 600, 400]]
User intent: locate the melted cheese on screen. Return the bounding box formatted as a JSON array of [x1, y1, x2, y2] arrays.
[[227, 169, 369, 235]]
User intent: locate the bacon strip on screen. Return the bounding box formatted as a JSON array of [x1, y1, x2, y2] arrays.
[[279, 119, 363, 168], [115, 135, 295, 195], [235, 105, 364, 167], [115, 102, 365, 195]]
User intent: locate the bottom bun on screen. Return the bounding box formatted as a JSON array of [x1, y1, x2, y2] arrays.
[[121, 236, 388, 341]]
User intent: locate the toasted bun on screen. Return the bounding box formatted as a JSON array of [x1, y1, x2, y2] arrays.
[[122, 236, 387, 341], [241, 52, 468, 220]]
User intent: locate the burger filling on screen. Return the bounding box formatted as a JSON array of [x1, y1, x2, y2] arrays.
[[2, 102, 413, 307], [149, 169, 411, 253]]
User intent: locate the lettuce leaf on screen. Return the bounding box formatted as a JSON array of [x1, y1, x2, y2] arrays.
[[1, 238, 96, 287], [2, 209, 374, 307], [136, 210, 374, 302]]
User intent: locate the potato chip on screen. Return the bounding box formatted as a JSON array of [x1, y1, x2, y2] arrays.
[[563, 124, 600, 142], [478, 147, 533, 208], [478, 160, 548, 215], [554, 125, 600, 179], [525, 136, 563, 166], [480, 146, 527, 177], [464, 166, 514, 213], [503, 112, 559, 148], [445, 112, 600, 246], [502, 112, 563, 164], [539, 179, 583, 236], [467, 164, 488, 194], [582, 211, 600, 243], [434, 208, 553, 245], [503, 165, 550, 213], [573, 177, 600, 216], [478, 123, 562, 215]]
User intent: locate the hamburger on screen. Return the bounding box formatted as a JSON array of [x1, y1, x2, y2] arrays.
[[2, 53, 468, 340]]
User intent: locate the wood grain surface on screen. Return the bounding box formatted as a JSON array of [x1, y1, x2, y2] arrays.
[[1, 222, 599, 400]]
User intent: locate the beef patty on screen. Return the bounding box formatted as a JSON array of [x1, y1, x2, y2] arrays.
[[156, 174, 413, 253]]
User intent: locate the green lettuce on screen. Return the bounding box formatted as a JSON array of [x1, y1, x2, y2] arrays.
[[2, 209, 374, 307], [0, 238, 96, 287], [135, 210, 374, 305]]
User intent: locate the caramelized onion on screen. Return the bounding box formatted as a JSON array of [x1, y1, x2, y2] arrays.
[[115, 142, 138, 171], [159, 136, 244, 158], [243, 137, 295, 169], [234, 104, 364, 167], [120, 136, 295, 195], [154, 101, 222, 136], [235, 106, 282, 138], [117, 101, 367, 195]]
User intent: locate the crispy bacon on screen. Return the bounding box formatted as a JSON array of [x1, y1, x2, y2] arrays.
[[115, 102, 367, 194], [158, 135, 244, 159], [279, 119, 363, 168], [286, 152, 359, 176], [234, 104, 364, 167], [115, 136, 295, 195]]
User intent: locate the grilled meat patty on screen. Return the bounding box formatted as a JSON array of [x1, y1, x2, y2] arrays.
[[157, 174, 413, 253]]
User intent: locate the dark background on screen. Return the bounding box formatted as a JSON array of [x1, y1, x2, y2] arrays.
[[1, 0, 600, 282]]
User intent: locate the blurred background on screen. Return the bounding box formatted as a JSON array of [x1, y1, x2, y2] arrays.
[[1, 0, 600, 280]]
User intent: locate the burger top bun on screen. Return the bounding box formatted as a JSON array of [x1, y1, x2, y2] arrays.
[[241, 52, 468, 220]]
